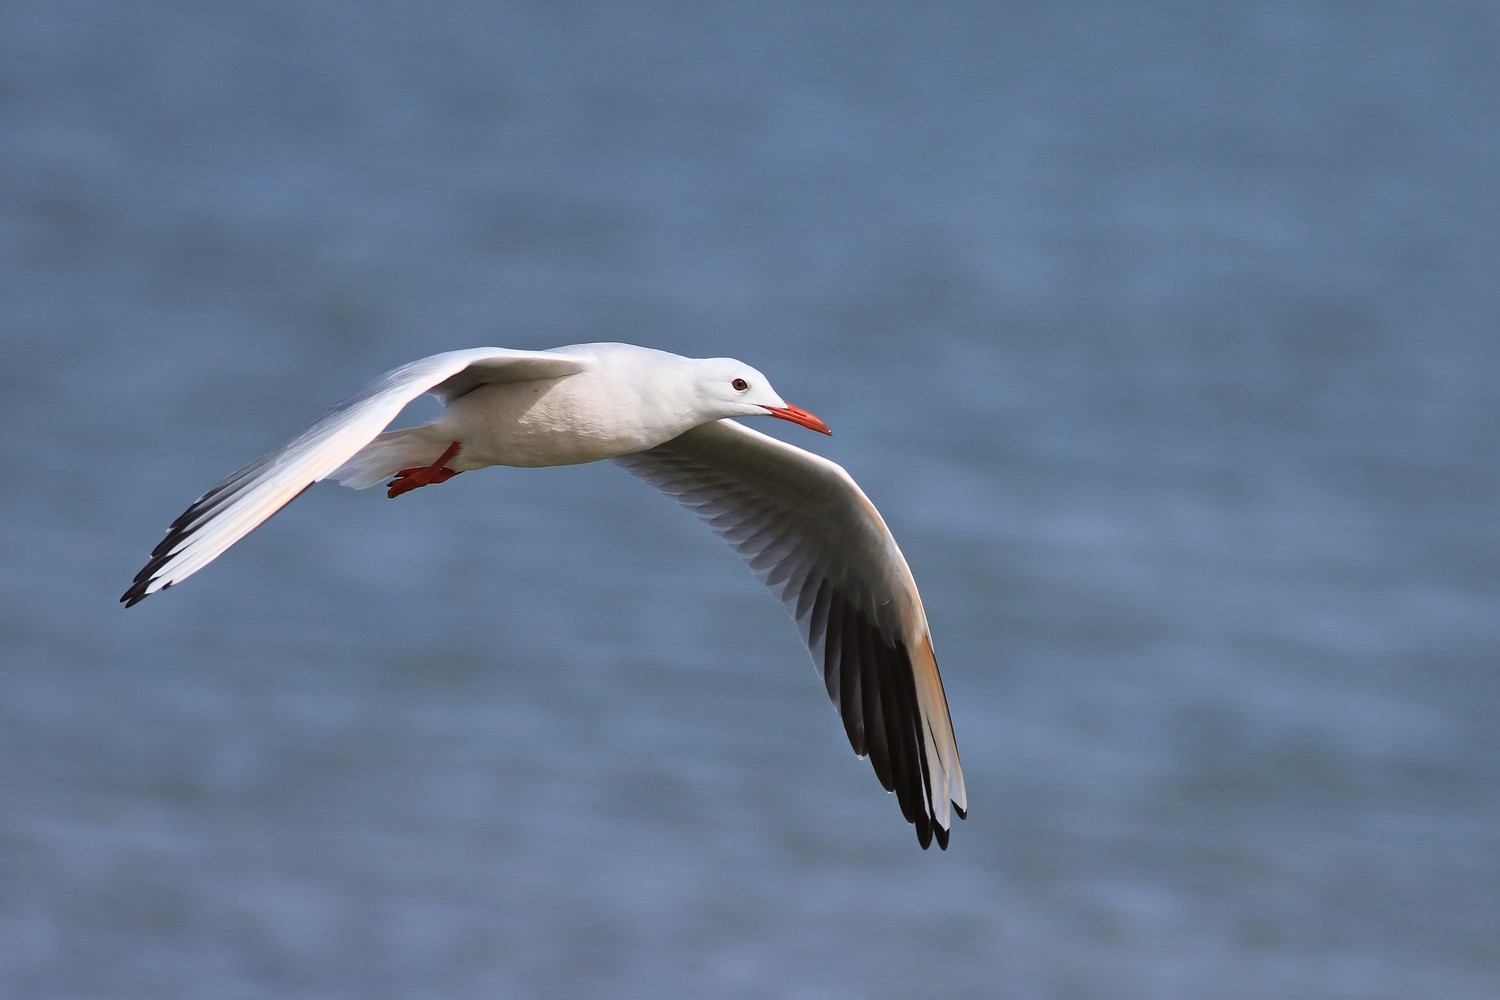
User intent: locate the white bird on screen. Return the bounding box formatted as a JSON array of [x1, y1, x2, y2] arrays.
[[123, 343, 966, 848]]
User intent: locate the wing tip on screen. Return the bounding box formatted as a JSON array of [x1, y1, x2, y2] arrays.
[[120, 576, 168, 607], [913, 798, 965, 851]]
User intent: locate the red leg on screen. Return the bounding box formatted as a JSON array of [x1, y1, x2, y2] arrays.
[[387, 441, 463, 498]]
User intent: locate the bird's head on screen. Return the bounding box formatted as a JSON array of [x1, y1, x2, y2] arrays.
[[693, 358, 832, 435]]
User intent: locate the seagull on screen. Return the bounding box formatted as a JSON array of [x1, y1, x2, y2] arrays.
[[122, 343, 966, 848]]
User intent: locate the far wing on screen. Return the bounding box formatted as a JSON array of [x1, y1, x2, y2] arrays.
[[122, 347, 587, 606], [614, 419, 966, 849]]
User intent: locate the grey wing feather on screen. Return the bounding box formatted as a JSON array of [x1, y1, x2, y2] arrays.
[[614, 419, 966, 848]]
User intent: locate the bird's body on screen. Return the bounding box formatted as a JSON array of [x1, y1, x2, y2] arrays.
[[438, 345, 693, 467], [123, 343, 966, 848], [344, 345, 736, 474]]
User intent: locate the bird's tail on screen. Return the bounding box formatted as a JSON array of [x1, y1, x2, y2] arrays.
[[330, 427, 446, 489]]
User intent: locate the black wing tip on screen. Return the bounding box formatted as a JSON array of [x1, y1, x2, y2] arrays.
[[913, 806, 964, 851], [916, 818, 934, 850], [120, 576, 168, 607], [823, 599, 963, 851]]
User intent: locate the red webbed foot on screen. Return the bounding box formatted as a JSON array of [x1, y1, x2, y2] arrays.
[[387, 441, 463, 498]]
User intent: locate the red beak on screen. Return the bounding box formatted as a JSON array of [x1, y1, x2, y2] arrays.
[[764, 403, 832, 435]]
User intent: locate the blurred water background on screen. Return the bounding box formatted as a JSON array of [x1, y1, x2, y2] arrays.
[[3, 2, 1497, 997]]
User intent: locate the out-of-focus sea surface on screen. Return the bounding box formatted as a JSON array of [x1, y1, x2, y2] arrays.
[[3, 2, 1496, 997]]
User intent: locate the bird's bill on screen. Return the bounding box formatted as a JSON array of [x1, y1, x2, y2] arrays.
[[764, 403, 832, 435]]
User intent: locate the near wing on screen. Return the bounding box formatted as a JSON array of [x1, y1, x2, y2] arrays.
[[122, 347, 587, 606], [614, 419, 967, 848]]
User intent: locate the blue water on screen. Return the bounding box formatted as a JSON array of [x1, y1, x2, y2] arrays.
[[3, 2, 1497, 997]]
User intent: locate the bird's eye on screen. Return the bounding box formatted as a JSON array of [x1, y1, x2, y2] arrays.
[[731, 378, 749, 392]]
